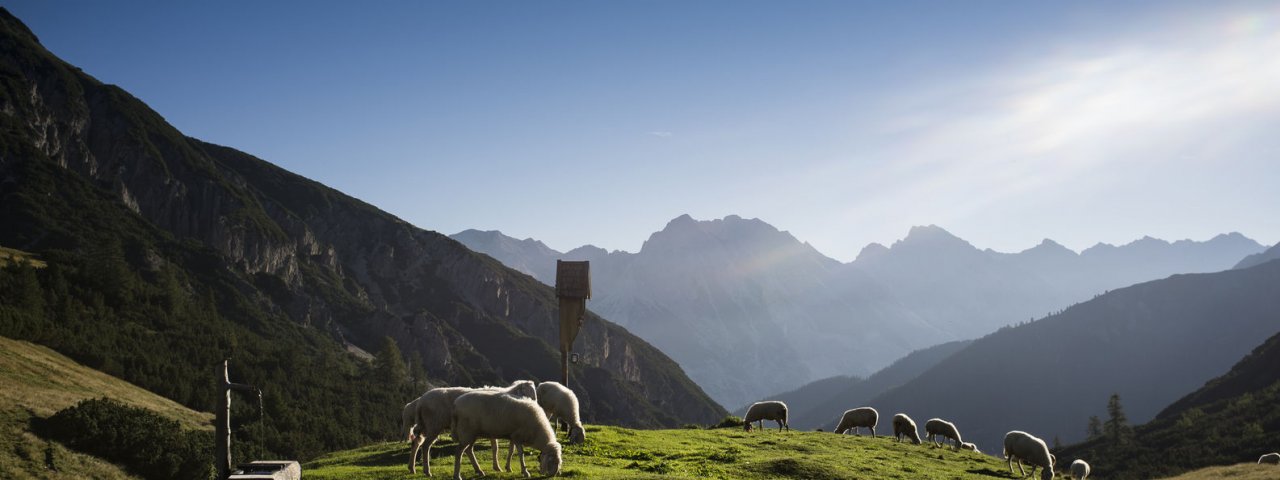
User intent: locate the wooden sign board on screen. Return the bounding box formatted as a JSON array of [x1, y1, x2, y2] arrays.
[[555, 260, 591, 299]]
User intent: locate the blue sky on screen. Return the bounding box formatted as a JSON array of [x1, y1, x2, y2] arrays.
[[8, 1, 1279, 260]]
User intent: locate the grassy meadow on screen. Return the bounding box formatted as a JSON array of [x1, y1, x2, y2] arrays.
[[0, 336, 211, 479], [306, 425, 1019, 480]]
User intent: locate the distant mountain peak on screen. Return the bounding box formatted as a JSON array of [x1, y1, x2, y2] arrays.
[[1021, 238, 1076, 256], [895, 224, 972, 250], [855, 242, 890, 262]]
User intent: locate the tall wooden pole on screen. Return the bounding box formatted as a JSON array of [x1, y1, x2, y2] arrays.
[[216, 360, 261, 480]]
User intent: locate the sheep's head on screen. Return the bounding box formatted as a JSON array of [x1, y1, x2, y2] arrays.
[[539, 442, 562, 476], [909, 432, 922, 445], [1040, 468, 1053, 480], [511, 380, 538, 400], [568, 425, 586, 445], [743, 423, 753, 433]]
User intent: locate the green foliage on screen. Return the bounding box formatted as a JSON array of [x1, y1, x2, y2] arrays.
[[374, 336, 408, 388], [1086, 415, 1102, 440], [38, 398, 212, 480], [711, 415, 744, 429], [1105, 393, 1132, 444]]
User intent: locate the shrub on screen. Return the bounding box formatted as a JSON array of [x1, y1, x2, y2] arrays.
[[39, 398, 212, 480], [713, 415, 745, 429]]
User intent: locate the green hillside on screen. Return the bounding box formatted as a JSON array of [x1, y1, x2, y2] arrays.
[[306, 426, 1017, 480], [0, 335, 211, 479], [1159, 463, 1280, 480], [1055, 328, 1280, 479]]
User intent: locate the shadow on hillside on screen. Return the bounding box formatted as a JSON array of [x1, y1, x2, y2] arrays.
[[966, 466, 1012, 477]]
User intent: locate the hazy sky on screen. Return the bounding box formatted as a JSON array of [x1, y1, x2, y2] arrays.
[[9, 1, 1279, 261]]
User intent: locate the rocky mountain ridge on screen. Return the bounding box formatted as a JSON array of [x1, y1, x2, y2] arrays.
[[453, 215, 1264, 407]]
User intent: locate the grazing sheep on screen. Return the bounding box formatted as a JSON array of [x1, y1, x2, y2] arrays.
[[536, 381, 586, 445], [1003, 430, 1054, 480], [451, 391, 562, 480], [743, 401, 789, 432], [961, 442, 981, 453], [411, 381, 537, 476], [1260, 452, 1280, 464], [1070, 459, 1090, 479], [924, 418, 963, 451], [892, 413, 922, 444], [834, 407, 878, 436]]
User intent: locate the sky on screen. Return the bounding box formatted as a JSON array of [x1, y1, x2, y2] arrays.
[[7, 1, 1280, 261]]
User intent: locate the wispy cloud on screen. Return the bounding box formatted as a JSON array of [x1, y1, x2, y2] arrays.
[[648, 131, 674, 138], [822, 8, 1280, 245]]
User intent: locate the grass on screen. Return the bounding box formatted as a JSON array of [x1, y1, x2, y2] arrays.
[[0, 246, 46, 268], [306, 426, 1019, 479], [1159, 463, 1280, 479], [0, 336, 213, 479]]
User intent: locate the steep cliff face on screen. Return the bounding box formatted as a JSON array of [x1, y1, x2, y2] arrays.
[[0, 7, 722, 432]]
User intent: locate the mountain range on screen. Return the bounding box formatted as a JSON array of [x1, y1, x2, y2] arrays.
[[863, 257, 1280, 458], [453, 216, 1265, 407], [0, 7, 722, 461]]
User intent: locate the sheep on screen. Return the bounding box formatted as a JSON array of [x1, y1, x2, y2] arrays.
[[833, 407, 878, 436], [1018, 453, 1056, 478], [961, 442, 981, 454], [1260, 452, 1280, 464], [451, 390, 562, 480], [892, 413, 922, 444], [1070, 459, 1090, 479], [410, 381, 537, 476], [743, 401, 789, 432], [535, 381, 585, 445], [1003, 430, 1054, 480], [924, 418, 963, 451]]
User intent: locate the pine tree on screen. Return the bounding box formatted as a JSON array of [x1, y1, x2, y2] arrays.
[[409, 355, 428, 391], [1104, 393, 1130, 444], [375, 336, 408, 387], [1087, 415, 1103, 440]]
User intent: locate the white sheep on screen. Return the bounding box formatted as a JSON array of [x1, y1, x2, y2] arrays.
[[1070, 459, 1090, 479], [743, 401, 789, 432], [1003, 430, 1054, 480], [924, 418, 963, 451], [892, 413, 921, 444], [451, 390, 562, 480], [1260, 452, 1280, 464], [961, 442, 981, 454], [410, 381, 537, 476], [833, 407, 878, 436], [535, 381, 585, 445]]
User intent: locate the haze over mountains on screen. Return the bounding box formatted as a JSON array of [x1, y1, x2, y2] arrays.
[[453, 215, 1265, 407]]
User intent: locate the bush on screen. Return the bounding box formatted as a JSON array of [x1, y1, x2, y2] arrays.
[[39, 398, 212, 480], [712, 415, 745, 429]]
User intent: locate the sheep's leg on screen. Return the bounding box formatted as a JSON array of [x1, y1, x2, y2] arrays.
[[515, 442, 530, 478], [422, 437, 438, 476], [490, 438, 502, 472], [776, 419, 784, 432], [465, 443, 485, 476], [408, 435, 422, 473], [453, 440, 474, 480], [505, 440, 516, 472], [870, 426, 875, 437]]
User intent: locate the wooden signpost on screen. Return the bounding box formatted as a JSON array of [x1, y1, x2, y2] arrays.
[[555, 260, 590, 387]]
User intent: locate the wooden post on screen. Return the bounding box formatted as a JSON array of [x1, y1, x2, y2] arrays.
[[216, 360, 262, 480], [555, 261, 590, 388]]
